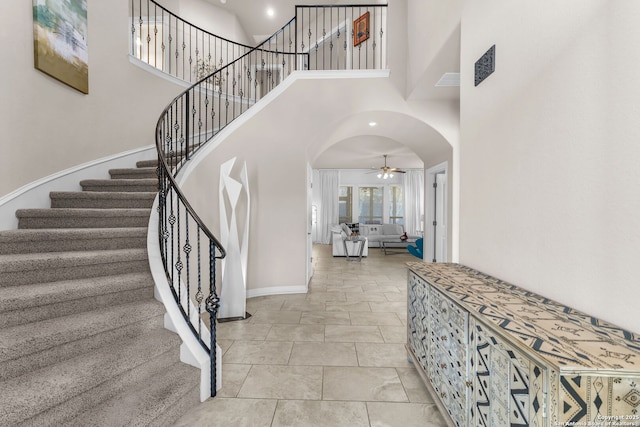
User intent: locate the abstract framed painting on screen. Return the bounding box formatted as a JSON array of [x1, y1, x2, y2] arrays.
[[33, 0, 89, 94], [353, 11, 370, 47]]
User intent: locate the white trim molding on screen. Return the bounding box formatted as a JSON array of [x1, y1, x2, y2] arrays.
[[247, 285, 308, 299], [0, 145, 156, 231]]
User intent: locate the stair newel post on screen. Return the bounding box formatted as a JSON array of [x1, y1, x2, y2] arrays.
[[205, 240, 220, 397]]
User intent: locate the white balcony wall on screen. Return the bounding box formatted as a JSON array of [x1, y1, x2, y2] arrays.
[[405, 0, 464, 98]]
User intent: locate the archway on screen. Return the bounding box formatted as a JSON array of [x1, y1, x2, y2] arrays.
[[307, 110, 455, 264]]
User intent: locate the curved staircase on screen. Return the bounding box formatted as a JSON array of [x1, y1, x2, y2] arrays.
[[0, 159, 199, 426]]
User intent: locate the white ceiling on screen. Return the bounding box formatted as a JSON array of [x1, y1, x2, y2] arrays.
[[312, 136, 424, 170]]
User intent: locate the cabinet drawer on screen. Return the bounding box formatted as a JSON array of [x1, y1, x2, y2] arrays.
[[470, 318, 546, 427], [429, 287, 468, 363], [437, 381, 467, 427], [408, 273, 429, 371], [434, 352, 469, 400], [430, 287, 468, 342], [431, 321, 467, 363], [408, 327, 427, 371]]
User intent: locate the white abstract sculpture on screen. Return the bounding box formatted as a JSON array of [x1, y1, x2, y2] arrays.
[[218, 157, 250, 320]]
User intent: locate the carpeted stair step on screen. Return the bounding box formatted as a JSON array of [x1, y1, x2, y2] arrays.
[[0, 272, 154, 328], [65, 361, 200, 427], [0, 248, 149, 287], [0, 328, 181, 426], [50, 191, 156, 209], [0, 299, 164, 381], [80, 178, 158, 193], [139, 154, 185, 169], [136, 159, 158, 168], [0, 228, 147, 254], [109, 167, 157, 180], [0, 155, 200, 425], [16, 208, 151, 229]]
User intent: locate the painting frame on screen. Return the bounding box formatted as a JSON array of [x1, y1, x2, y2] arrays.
[[353, 12, 370, 47], [33, 0, 89, 94]]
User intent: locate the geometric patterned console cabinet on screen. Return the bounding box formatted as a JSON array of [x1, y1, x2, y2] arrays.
[[406, 263, 640, 427]]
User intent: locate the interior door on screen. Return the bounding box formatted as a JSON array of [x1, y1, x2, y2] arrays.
[[434, 172, 447, 262], [306, 163, 314, 284]]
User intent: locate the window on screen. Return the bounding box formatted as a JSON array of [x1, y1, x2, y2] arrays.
[[338, 186, 353, 223], [389, 185, 404, 225], [358, 187, 383, 224]]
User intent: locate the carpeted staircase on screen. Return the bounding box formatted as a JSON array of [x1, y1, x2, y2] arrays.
[[0, 158, 200, 426]]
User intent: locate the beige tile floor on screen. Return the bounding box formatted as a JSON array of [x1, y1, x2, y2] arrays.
[[173, 244, 447, 427]]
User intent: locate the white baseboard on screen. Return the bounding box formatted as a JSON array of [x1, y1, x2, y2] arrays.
[[247, 285, 309, 299]]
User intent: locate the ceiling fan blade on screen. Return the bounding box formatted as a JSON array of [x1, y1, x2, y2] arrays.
[[389, 169, 406, 173]]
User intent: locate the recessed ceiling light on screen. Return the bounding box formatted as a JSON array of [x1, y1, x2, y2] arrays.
[[220, 0, 226, 3], [369, 122, 377, 127], [266, 8, 275, 17]]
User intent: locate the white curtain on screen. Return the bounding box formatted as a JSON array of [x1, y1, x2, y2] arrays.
[[404, 169, 424, 236], [317, 170, 339, 244]]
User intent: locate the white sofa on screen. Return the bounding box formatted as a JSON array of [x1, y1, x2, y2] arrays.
[[359, 223, 405, 247], [331, 224, 369, 257]]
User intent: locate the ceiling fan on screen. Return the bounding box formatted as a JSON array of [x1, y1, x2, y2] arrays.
[[372, 154, 405, 179]]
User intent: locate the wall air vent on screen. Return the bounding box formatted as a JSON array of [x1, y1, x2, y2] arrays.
[[435, 73, 460, 87]]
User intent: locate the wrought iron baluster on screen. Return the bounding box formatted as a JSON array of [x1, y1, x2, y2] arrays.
[[181, 20, 185, 80], [206, 241, 220, 398], [330, 7, 333, 70], [176, 200, 182, 301], [308, 14, 312, 68], [131, 0, 135, 57], [138, 0, 143, 60], [160, 9, 165, 72], [153, 3, 158, 67], [314, 8, 318, 70], [196, 229, 202, 338], [371, 8, 376, 69], [168, 191, 175, 289], [146, 0, 150, 64], [184, 208, 191, 319], [323, 7, 327, 70], [168, 14, 172, 75], [364, 8, 369, 69], [189, 26, 193, 83], [345, 8, 350, 69]]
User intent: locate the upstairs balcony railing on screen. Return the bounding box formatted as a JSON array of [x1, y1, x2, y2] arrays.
[[131, 2, 387, 81], [295, 5, 387, 71], [131, 0, 255, 83], [133, 0, 387, 399]]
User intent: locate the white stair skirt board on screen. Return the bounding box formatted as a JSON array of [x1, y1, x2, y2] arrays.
[[218, 157, 250, 320], [0, 145, 156, 231]]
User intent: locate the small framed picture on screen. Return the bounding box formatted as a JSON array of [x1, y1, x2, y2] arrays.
[[353, 12, 370, 46]]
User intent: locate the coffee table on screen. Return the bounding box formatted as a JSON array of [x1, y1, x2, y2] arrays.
[[380, 237, 416, 255]]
